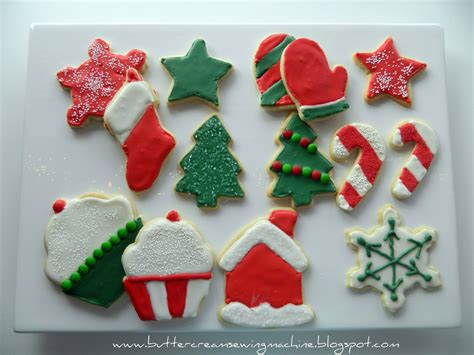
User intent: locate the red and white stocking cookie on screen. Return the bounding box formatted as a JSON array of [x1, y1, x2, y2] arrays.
[[57, 38, 146, 126], [281, 38, 349, 120], [330, 123, 386, 211], [104, 68, 175, 192], [390, 120, 439, 199], [122, 211, 214, 321], [219, 209, 314, 328], [354, 37, 427, 106]]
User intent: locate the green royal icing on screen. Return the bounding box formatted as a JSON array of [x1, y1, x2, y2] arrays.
[[62, 218, 143, 308], [300, 99, 350, 120], [270, 113, 336, 207], [255, 35, 295, 78], [176, 115, 244, 208], [161, 39, 232, 107], [260, 80, 288, 106]]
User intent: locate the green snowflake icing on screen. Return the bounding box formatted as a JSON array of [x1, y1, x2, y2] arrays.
[[347, 206, 441, 312]]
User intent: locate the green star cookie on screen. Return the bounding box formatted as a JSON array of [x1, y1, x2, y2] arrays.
[[161, 39, 232, 108]]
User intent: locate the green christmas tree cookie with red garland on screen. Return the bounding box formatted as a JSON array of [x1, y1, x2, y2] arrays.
[[268, 113, 336, 207], [176, 114, 244, 208]]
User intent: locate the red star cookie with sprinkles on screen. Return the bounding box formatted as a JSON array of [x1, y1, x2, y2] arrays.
[[354, 37, 426, 106], [56, 38, 147, 127]]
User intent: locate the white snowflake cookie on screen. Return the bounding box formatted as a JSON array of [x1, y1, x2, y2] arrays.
[[346, 205, 441, 312]]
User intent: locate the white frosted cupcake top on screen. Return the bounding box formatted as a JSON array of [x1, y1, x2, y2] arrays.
[[122, 214, 213, 276]]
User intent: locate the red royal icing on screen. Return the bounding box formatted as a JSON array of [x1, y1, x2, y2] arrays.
[[282, 129, 292, 140], [282, 38, 348, 106], [311, 170, 321, 181], [254, 34, 288, 63], [56, 38, 146, 127], [300, 137, 310, 148], [399, 168, 419, 192], [269, 210, 297, 237], [122, 105, 176, 192], [123, 277, 155, 321], [292, 165, 302, 176], [52, 199, 66, 213], [339, 182, 363, 209], [224, 244, 303, 308], [124, 273, 212, 283], [337, 125, 382, 184], [166, 210, 181, 222], [355, 37, 426, 104], [271, 161, 283, 172], [399, 123, 433, 169], [165, 279, 188, 318]]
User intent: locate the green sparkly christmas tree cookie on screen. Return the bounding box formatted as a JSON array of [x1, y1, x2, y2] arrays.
[[268, 112, 336, 208], [161, 39, 232, 108], [44, 193, 143, 308], [176, 114, 244, 208], [346, 205, 441, 312]]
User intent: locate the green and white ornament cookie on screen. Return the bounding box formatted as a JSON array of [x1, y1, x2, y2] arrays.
[[44, 193, 142, 307], [161, 39, 232, 108], [346, 205, 441, 312]]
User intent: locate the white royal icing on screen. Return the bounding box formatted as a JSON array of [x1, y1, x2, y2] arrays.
[[183, 279, 212, 317], [337, 195, 353, 212], [411, 121, 439, 154], [405, 155, 428, 181], [347, 206, 441, 312], [104, 81, 155, 144], [331, 136, 350, 159], [353, 123, 386, 161], [347, 164, 373, 196], [44, 195, 134, 284], [219, 220, 308, 272], [393, 179, 412, 198], [122, 218, 214, 276], [146, 281, 172, 320], [220, 302, 314, 328]]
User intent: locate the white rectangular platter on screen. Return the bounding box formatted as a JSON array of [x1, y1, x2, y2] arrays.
[[14, 24, 461, 332]]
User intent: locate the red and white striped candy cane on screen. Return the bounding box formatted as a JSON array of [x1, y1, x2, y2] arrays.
[[330, 123, 386, 211], [390, 120, 439, 199]]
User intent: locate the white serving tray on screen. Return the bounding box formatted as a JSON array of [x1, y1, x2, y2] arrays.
[[14, 24, 461, 332]]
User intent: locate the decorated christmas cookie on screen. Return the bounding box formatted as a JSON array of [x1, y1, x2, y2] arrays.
[[161, 39, 232, 108], [219, 209, 314, 328], [346, 205, 441, 312], [254, 33, 296, 109], [330, 123, 386, 212], [122, 211, 214, 321], [390, 120, 439, 199], [175, 114, 244, 208], [268, 112, 336, 208], [57, 38, 146, 127], [104, 68, 175, 192], [44, 193, 142, 307], [281, 38, 349, 120], [354, 37, 427, 106]]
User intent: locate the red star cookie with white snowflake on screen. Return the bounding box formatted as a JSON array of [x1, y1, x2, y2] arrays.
[[354, 37, 426, 106], [57, 38, 146, 127]]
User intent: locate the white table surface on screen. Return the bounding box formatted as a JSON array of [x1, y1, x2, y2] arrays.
[[1, 0, 472, 354]]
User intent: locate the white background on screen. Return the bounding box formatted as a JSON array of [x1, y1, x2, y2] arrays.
[[1, 0, 472, 354]]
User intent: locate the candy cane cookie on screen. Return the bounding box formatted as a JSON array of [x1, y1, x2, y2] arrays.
[[330, 123, 386, 211], [390, 120, 439, 199]]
